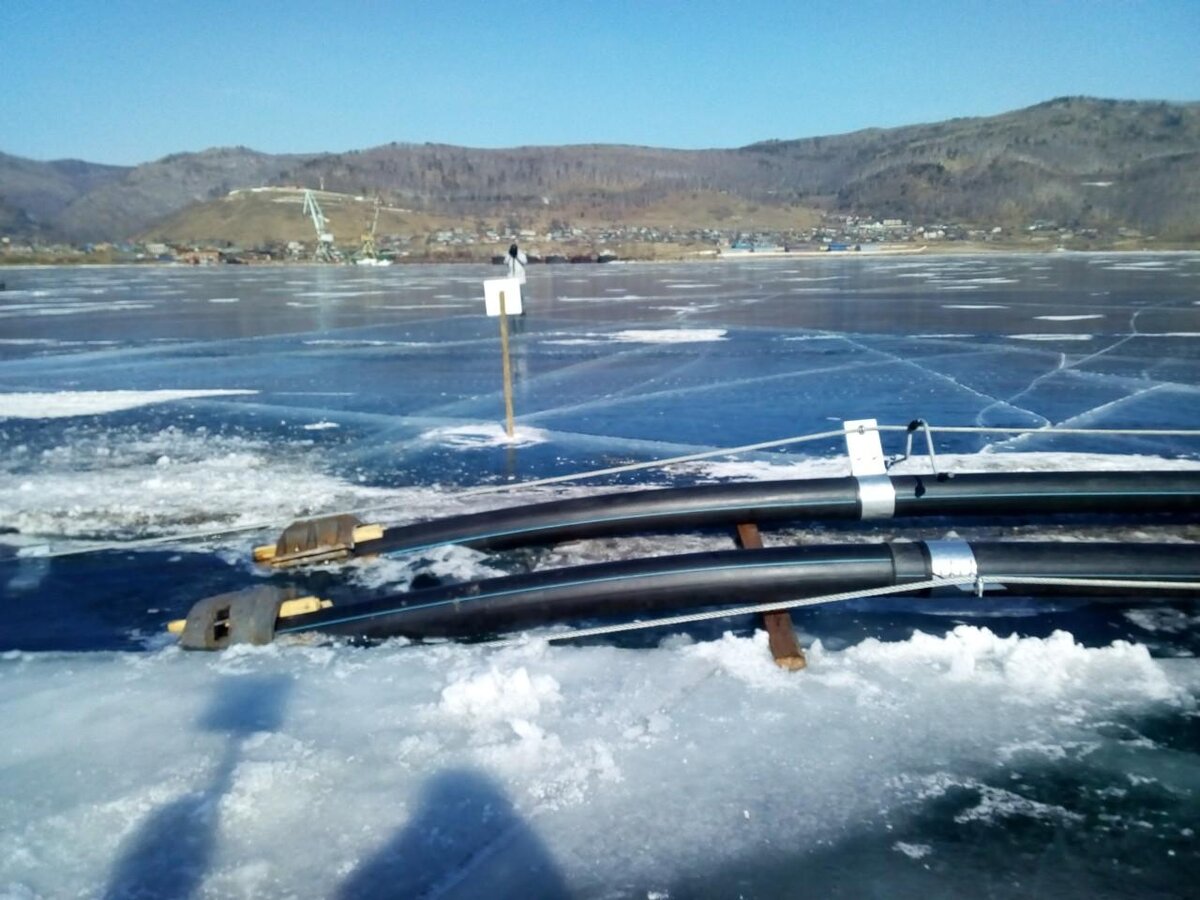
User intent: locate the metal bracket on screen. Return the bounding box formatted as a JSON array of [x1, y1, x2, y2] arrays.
[[856, 474, 896, 519], [843, 420, 895, 518], [924, 540, 978, 592], [179, 585, 295, 650], [843, 418, 888, 477], [903, 419, 941, 476], [254, 514, 383, 568]]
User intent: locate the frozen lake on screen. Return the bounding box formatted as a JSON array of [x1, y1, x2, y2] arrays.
[[1, 254, 1198, 898]]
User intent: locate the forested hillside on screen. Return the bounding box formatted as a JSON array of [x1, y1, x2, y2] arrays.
[[2, 97, 1197, 243]]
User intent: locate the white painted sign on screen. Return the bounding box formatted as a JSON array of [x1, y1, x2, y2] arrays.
[[483, 277, 523, 316]]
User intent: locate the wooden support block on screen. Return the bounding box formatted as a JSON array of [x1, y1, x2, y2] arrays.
[[735, 522, 807, 671]]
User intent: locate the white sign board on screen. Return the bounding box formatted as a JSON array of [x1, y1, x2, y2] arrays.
[[483, 277, 523, 316]]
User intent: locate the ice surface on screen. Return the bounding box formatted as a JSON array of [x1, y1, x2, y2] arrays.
[[1, 627, 1197, 898], [419, 423, 550, 448], [0, 389, 256, 419], [609, 328, 727, 343], [1, 256, 1198, 897]]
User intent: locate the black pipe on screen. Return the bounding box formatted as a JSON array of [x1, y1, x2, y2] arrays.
[[367, 478, 860, 555], [967, 542, 1199, 593], [282, 544, 902, 641], [893, 471, 1200, 517], [357, 472, 1200, 558], [277, 541, 1199, 643]]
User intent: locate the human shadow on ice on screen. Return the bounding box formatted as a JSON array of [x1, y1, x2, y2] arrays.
[[101, 673, 293, 900], [337, 767, 570, 900]]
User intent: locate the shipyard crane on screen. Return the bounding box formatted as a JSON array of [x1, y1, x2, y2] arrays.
[[302, 190, 336, 262], [355, 197, 392, 266], [360, 198, 380, 260]]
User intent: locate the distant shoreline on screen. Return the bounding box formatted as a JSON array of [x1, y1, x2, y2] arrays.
[[4, 243, 1200, 271]]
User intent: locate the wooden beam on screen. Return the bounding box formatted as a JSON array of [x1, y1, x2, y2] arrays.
[[499, 290, 516, 438], [734, 522, 807, 671]]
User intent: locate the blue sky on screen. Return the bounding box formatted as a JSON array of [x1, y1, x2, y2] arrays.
[[3, 0, 1198, 165]]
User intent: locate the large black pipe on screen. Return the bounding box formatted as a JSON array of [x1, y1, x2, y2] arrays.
[[892, 471, 1200, 517], [358, 472, 1200, 558], [277, 541, 1199, 643]]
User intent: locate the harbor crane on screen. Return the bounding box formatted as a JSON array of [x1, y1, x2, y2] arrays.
[[354, 197, 391, 265], [302, 190, 337, 262]]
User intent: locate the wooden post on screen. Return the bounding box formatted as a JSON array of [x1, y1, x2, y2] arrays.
[[735, 522, 807, 671], [498, 290, 516, 438]]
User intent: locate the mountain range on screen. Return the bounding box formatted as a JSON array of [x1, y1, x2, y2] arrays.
[[2, 97, 1198, 245]]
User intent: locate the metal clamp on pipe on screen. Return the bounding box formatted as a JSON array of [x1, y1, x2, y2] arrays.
[[168, 587, 332, 650], [253, 514, 384, 568], [844, 419, 896, 518], [856, 474, 896, 519], [923, 540, 979, 592]]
